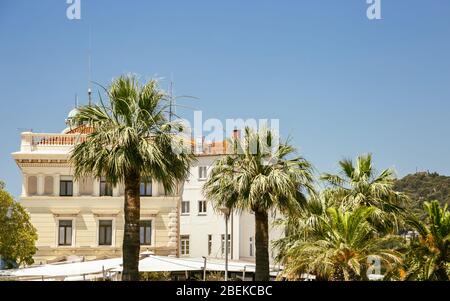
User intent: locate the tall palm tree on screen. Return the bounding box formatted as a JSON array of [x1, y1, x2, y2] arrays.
[[203, 127, 315, 280], [403, 201, 450, 280], [283, 206, 403, 281], [321, 154, 409, 233], [70, 75, 193, 280]]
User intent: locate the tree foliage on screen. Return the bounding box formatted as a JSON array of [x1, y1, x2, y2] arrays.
[[400, 201, 450, 280], [0, 188, 37, 268], [203, 127, 315, 280], [394, 172, 450, 219], [282, 206, 403, 280], [276, 155, 408, 280], [70, 75, 194, 280]]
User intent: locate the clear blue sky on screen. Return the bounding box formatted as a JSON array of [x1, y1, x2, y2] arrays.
[[1, 0, 450, 197]]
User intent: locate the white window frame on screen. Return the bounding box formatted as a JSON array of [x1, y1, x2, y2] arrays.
[[180, 235, 190, 256], [221, 234, 231, 256], [181, 200, 190, 215], [208, 234, 212, 256], [198, 166, 207, 180], [198, 200, 207, 215], [54, 217, 76, 248], [95, 217, 116, 247], [139, 217, 156, 246]]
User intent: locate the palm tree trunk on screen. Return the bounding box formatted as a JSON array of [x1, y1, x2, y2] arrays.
[[122, 171, 141, 281], [254, 210, 270, 281], [436, 265, 449, 281], [331, 265, 344, 281]]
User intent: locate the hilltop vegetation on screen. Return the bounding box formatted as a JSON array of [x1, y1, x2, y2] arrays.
[[394, 172, 450, 216]]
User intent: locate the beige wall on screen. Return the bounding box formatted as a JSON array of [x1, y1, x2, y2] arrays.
[[21, 195, 179, 264]]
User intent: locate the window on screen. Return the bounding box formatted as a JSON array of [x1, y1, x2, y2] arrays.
[[100, 177, 113, 196], [198, 166, 207, 180], [60, 179, 73, 197], [221, 234, 231, 256], [249, 236, 254, 257], [58, 220, 72, 246], [140, 181, 152, 196], [180, 235, 190, 256], [98, 220, 113, 246], [181, 201, 190, 215], [140, 220, 152, 245], [198, 200, 207, 215], [208, 234, 212, 256]]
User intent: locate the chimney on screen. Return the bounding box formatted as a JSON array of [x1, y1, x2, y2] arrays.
[[232, 129, 241, 139]]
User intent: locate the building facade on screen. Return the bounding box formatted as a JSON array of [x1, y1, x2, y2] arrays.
[[181, 156, 284, 263], [12, 113, 283, 264]]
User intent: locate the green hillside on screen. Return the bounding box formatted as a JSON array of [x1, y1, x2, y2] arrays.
[[394, 172, 450, 216]]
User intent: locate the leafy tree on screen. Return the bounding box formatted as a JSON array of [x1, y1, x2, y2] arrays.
[[70, 75, 194, 280], [282, 206, 403, 281], [203, 127, 315, 280], [0, 188, 37, 268], [401, 201, 450, 280], [321, 154, 409, 233]]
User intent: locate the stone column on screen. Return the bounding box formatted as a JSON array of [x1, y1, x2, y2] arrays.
[[21, 173, 28, 197], [152, 179, 159, 197], [53, 174, 60, 196], [37, 174, 44, 196], [93, 178, 100, 196], [73, 179, 79, 196], [113, 184, 120, 197]]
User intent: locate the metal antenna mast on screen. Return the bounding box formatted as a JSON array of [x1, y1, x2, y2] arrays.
[[88, 26, 93, 106]]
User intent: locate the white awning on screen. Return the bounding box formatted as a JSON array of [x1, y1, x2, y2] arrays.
[[114, 256, 281, 276], [10, 258, 122, 277], [9, 255, 282, 278]]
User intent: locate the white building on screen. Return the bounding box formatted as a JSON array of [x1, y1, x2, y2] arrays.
[[180, 142, 284, 263], [11, 110, 283, 264]]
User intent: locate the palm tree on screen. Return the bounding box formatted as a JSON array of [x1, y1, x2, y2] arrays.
[[283, 206, 403, 281], [203, 127, 315, 280], [403, 201, 450, 280], [321, 154, 409, 233], [273, 192, 330, 269], [70, 75, 193, 280]]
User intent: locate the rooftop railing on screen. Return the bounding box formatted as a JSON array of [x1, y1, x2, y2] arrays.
[[20, 132, 87, 152]]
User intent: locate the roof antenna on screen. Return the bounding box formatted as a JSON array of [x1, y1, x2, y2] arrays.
[[88, 26, 93, 106], [75, 93, 79, 108]]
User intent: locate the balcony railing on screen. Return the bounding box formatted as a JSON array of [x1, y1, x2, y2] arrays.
[[20, 132, 87, 152], [19, 131, 230, 155]]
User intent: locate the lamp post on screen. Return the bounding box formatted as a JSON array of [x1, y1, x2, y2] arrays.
[[219, 207, 230, 281], [202, 256, 207, 281]]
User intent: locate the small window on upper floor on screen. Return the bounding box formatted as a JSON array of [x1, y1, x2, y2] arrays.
[[181, 201, 190, 215], [100, 177, 113, 197], [140, 181, 152, 196], [60, 177, 73, 197], [198, 200, 207, 215], [198, 166, 207, 180]]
